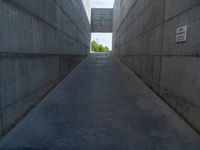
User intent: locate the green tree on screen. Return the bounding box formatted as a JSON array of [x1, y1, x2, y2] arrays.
[[91, 40, 110, 52]]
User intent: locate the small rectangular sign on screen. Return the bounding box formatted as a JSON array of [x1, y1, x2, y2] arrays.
[[176, 25, 187, 43]]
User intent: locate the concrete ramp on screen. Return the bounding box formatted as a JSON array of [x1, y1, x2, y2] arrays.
[[91, 8, 113, 33], [0, 53, 199, 149]]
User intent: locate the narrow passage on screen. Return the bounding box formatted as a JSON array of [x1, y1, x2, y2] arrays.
[[0, 53, 199, 149]]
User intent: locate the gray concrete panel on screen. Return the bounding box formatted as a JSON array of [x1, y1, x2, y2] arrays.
[[163, 4, 200, 56], [0, 0, 91, 137], [113, 0, 200, 132], [159, 57, 200, 131], [0, 0, 91, 55], [165, 0, 200, 20], [91, 8, 113, 33]]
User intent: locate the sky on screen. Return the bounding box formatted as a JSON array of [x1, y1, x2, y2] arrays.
[[91, 0, 115, 8], [91, 0, 115, 51], [91, 33, 112, 50]]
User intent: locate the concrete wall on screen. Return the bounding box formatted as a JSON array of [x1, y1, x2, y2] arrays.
[[113, 0, 200, 133], [82, 0, 91, 22], [91, 8, 113, 33], [0, 0, 91, 136]]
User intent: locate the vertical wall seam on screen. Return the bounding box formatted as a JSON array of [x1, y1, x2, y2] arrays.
[[0, 58, 4, 136], [158, 0, 167, 91], [0, 1, 3, 134]]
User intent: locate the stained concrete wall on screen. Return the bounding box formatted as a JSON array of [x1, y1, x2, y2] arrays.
[[0, 0, 90, 136], [91, 8, 113, 33], [113, 0, 200, 133]]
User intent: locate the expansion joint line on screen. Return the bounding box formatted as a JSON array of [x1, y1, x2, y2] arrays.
[[158, 0, 167, 88]]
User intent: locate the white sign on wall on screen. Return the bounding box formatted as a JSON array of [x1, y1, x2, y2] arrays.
[[176, 25, 188, 43]]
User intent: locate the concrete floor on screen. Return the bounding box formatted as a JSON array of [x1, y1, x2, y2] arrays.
[[0, 53, 200, 149]]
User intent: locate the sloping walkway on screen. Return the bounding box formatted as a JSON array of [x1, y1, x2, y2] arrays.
[[0, 53, 200, 149]]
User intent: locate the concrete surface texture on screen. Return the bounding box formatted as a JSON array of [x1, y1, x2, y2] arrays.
[[82, 0, 91, 22], [113, 0, 200, 132], [91, 8, 113, 33], [0, 53, 199, 149], [0, 0, 90, 137]]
